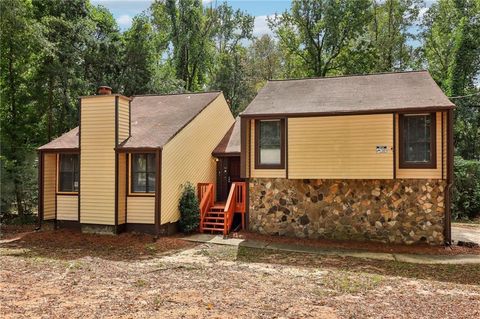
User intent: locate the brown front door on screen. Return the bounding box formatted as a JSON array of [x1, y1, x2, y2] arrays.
[[216, 156, 241, 202]]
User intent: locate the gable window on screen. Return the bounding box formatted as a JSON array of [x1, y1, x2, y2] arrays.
[[58, 154, 79, 192], [255, 119, 285, 169], [399, 113, 436, 168], [131, 153, 156, 193]]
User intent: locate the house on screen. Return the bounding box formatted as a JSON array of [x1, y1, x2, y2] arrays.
[[235, 70, 454, 245], [38, 70, 454, 245], [38, 88, 235, 234]]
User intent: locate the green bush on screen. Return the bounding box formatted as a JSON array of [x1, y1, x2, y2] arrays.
[[453, 156, 480, 221], [178, 182, 200, 233]]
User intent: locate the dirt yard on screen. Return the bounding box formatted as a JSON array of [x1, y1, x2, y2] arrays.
[[1, 227, 479, 318]]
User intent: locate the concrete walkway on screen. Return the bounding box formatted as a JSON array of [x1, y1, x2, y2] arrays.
[[183, 234, 480, 265]]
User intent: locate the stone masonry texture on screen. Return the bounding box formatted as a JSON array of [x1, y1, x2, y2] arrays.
[[248, 179, 446, 245]]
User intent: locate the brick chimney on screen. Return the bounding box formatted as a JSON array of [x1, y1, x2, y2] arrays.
[[97, 85, 112, 95]]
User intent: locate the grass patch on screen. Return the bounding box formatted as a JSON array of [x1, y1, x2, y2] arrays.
[[134, 279, 147, 288], [315, 271, 384, 296], [237, 246, 480, 285]]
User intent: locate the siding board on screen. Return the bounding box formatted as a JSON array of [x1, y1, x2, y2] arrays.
[[57, 195, 78, 221], [288, 114, 393, 179], [118, 153, 126, 224], [161, 94, 235, 224], [80, 96, 116, 225], [118, 96, 130, 144], [127, 196, 155, 224], [43, 153, 56, 220]]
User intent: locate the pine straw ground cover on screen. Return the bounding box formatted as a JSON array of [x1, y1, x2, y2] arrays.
[[0, 227, 479, 319]]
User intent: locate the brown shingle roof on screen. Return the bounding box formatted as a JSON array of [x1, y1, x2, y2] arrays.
[[212, 117, 240, 155], [121, 92, 222, 149], [38, 92, 222, 151], [38, 127, 79, 150], [241, 71, 454, 117]]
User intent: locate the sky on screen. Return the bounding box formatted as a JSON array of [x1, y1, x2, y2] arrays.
[[91, 0, 435, 38], [91, 0, 292, 35]]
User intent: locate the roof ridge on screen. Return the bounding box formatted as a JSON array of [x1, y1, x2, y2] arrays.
[[267, 70, 428, 83], [132, 91, 222, 98]]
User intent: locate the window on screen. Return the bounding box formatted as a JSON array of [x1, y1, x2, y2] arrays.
[[58, 154, 79, 192], [399, 113, 436, 168], [131, 153, 156, 193], [255, 119, 285, 169]]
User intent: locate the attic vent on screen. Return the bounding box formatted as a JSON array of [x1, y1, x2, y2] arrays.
[[97, 86, 112, 95]]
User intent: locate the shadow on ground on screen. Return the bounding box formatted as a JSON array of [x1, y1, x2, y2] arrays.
[[0, 227, 195, 261], [235, 245, 480, 286]]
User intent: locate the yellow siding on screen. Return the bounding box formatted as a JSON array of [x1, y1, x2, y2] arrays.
[[43, 153, 56, 220], [288, 114, 394, 179], [56, 195, 78, 221], [118, 153, 126, 224], [161, 94, 235, 224], [118, 96, 130, 144], [443, 112, 447, 178], [127, 196, 155, 224], [396, 112, 443, 179], [80, 96, 116, 225], [246, 120, 250, 177], [249, 119, 287, 178]]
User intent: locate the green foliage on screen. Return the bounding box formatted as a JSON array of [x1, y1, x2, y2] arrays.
[[268, 0, 372, 77], [178, 183, 200, 233], [1, 0, 479, 224], [452, 156, 480, 220]]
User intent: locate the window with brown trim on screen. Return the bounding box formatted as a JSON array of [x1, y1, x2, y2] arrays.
[[255, 119, 285, 169], [131, 153, 156, 193], [58, 154, 79, 192], [399, 113, 436, 169]]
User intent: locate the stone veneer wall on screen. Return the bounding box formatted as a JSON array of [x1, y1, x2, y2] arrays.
[[248, 179, 446, 245]]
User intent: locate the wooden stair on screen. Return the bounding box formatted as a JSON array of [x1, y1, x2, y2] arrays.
[[201, 203, 226, 233], [198, 182, 246, 236]]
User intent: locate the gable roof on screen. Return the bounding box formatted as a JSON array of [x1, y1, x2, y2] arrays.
[[39, 91, 222, 151], [38, 127, 79, 150], [212, 117, 240, 156], [241, 71, 454, 117]]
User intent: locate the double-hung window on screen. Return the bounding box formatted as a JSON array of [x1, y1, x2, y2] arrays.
[[255, 119, 285, 169], [58, 154, 79, 192], [131, 153, 156, 193], [399, 113, 436, 168]]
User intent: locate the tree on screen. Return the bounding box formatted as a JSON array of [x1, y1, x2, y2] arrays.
[[122, 14, 157, 96], [0, 0, 44, 216], [209, 2, 254, 114], [422, 0, 480, 160], [370, 0, 422, 72], [247, 35, 282, 85], [268, 0, 372, 77], [152, 0, 215, 91], [83, 4, 124, 93]]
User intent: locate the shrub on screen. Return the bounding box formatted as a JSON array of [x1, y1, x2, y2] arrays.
[[178, 182, 200, 233], [452, 156, 480, 221]]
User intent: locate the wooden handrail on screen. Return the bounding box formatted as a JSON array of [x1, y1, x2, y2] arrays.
[[223, 182, 237, 236], [197, 182, 214, 232]]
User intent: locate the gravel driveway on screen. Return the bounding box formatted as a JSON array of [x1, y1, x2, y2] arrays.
[[452, 224, 480, 244], [1, 229, 479, 319]]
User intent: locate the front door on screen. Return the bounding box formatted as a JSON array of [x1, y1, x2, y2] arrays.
[[216, 156, 241, 202]]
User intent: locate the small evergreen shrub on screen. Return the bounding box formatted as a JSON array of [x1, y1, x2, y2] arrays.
[[178, 182, 200, 233], [453, 156, 480, 221]]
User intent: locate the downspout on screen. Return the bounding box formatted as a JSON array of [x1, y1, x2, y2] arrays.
[[444, 109, 454, 246]]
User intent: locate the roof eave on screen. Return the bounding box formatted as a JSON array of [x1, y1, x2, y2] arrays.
[[239, 105, 455, 118]]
